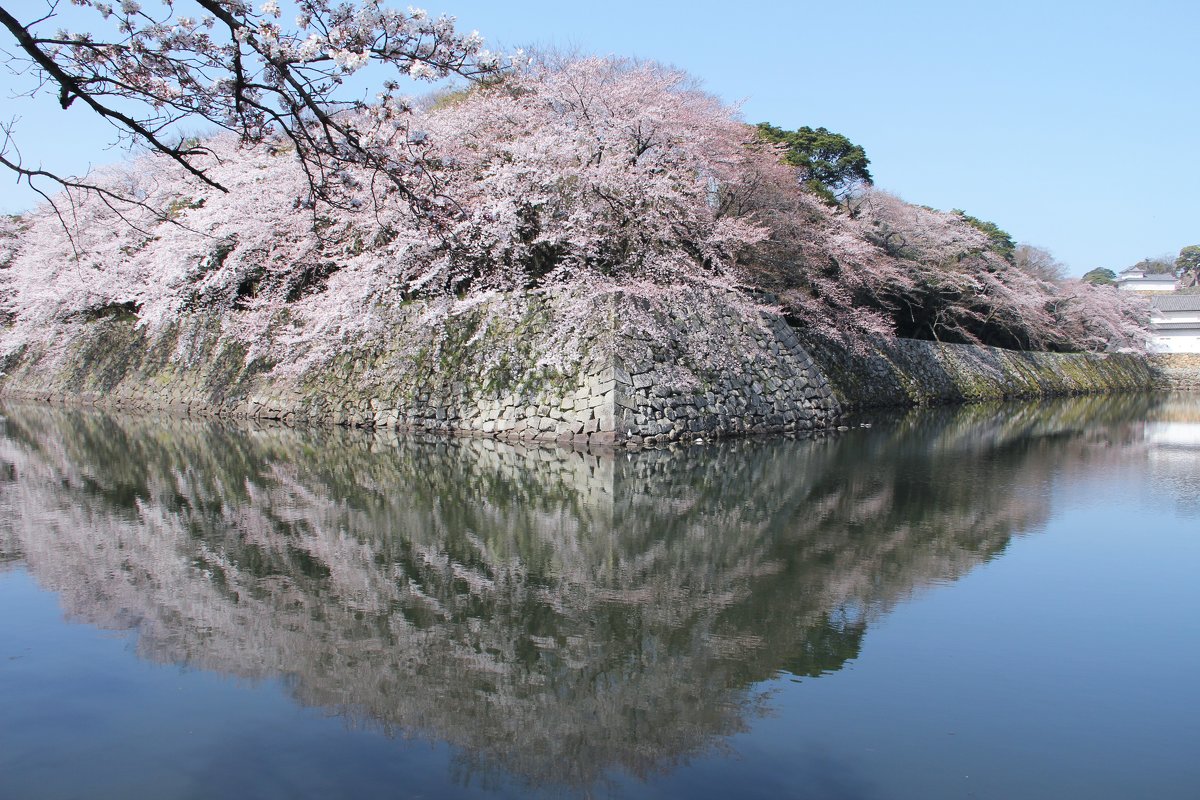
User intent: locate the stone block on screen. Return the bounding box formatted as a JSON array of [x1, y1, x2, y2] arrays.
[[589, 430, 617, 446]]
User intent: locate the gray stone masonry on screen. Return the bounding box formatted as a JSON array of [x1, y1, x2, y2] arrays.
[[1151, 353, 1200, 392], [0, 287, 839, 447], [0, 286, 1158, 443]]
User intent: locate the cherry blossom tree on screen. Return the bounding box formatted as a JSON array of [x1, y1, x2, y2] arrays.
[[0, 53, 1150, 367], [729, 149, 896, 345], [0, 213, 22, 267], [402, 58, 772, 293], [0, 58, 777, 366], [1012, 244, 1067, 282], [0, 0, 508, 219], [1047, 281, 1150, 353], [845, 189, 1145, 352]]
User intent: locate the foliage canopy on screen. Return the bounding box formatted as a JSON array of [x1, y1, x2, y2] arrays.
[[951, 210, 1016, 261], [1081, 268, 1117, 286], [1175, 245, 1200, 273], [755, 123, 872, 204]]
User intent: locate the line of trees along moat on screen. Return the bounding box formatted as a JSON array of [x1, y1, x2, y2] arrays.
[[0, 395, 1176, 789]]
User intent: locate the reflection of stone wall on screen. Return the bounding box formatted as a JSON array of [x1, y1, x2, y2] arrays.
[[0, 397, 1154, 788]]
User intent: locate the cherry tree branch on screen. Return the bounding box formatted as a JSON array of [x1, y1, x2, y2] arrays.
[[0, 0, 512, 224]]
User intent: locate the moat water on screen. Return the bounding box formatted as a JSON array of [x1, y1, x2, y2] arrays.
[[1, 395, 1197, 799]]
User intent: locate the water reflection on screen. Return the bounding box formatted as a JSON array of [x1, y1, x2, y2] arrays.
[[1140, 394, 1200, 517], [0, 394, 1174, 788]]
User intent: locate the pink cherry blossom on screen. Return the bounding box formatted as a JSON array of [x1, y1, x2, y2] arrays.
[[0, 56, 1150, 382]]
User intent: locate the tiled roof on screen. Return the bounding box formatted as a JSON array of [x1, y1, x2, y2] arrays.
[[1151, 321, 1200, 331], [1152, 294, 1200, 311], [1118, 271, 1175, 282]]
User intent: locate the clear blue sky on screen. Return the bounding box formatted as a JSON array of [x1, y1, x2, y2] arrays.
[[1, 0, 1196, 276]]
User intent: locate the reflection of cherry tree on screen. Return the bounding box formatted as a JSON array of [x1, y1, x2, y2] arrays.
[[0, 397, 1156, 788]]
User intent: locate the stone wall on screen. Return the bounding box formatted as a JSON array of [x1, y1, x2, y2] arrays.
[[0, 286, 1159, 443], [601, 293, 838, 444], [807, 335, 1157, 410], [0, 286, 839, 446], [1151, 353, 1200, 391]]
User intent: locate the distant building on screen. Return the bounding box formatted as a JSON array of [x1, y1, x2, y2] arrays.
[[1150, 294, 1200, 353], [1116, 265, 1177, 292]]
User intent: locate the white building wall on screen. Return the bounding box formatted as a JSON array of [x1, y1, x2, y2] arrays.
[[1118, 278, 1177, 292], [1152, 334, 1200, 354], [1152, 311, 1200, 324]]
